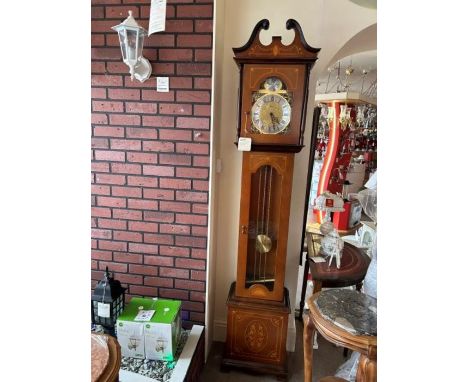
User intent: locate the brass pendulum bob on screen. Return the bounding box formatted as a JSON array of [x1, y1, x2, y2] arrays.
[[256, 234, 272, 254]]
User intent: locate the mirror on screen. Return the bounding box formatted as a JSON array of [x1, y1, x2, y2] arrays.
[[296, 50, 377, 316]]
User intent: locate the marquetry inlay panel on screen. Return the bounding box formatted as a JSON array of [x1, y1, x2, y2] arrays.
[[227, 307, 287, 364]]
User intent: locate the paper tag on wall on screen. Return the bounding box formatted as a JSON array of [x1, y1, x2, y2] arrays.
[[157, 77, 169, 92], [148, 0, 167, 35], [97, 302, 110, 318], [238, 137, 252, 151]]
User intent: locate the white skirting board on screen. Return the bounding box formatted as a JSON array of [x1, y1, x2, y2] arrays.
[[119, 325, 204, 382], [287, 315, 296, 353], [213, 319, 227, 342]]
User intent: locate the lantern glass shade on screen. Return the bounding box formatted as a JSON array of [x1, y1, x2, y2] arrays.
[[117, 28, 144, 67], [117, 29, 128, 61], [126, 29, 138, 62], [115, 27, 143, 76]]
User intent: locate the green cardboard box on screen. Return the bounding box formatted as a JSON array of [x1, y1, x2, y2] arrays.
[[116, 297, 182, 361]]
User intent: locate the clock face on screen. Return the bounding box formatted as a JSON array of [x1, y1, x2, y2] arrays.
[[251, 94, 291, 134], [237, 63, 308, 148]]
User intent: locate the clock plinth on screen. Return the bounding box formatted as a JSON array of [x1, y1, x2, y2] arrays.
[[222, 282, 290, 379]]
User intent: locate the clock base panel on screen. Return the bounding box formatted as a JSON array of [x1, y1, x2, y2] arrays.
[[222, 282, 290, 379]]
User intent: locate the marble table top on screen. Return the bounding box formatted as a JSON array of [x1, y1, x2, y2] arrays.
[[314, 289, 377, 336], [91, 333, 110, 382]]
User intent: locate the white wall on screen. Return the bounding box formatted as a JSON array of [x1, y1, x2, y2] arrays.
[[207, 0, 376, 350], [204, 0, 225, 359]]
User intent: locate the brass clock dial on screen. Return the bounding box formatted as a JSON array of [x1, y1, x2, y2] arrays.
[[251, 94, 291, 134]]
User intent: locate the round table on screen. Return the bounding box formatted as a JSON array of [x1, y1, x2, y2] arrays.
[[303, 289, 377, 382], [298, 232, 371, 318], [91, 333, 121, 382], [309, 241, 371, 294]]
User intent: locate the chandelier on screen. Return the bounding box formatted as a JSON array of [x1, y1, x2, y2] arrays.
[[317, 61, 377, 99], [316, 102, 377, 158]]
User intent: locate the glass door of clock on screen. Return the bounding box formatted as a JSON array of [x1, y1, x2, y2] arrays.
[[236, 152, 294, 302], [245, 164, 280, 291]]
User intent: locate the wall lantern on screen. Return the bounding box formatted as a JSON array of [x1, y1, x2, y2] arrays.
[[112, 11, 152, 82], [91, 267, 126, 335]]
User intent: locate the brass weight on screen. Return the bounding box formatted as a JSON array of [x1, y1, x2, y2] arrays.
[[256, 234, 272, 254]]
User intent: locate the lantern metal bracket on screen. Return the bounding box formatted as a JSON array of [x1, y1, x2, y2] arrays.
[[133, 57, 152, 83]]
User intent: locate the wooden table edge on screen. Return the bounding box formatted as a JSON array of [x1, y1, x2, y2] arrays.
[[307, 293, 377, 353], [92, 333, 121, 382]]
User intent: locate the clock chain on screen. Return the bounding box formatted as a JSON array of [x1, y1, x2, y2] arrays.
[[264, 165, 273, 283], [253, 165, 263, 282], [260, 166, 268, 282], [251, 165, 275, 286]]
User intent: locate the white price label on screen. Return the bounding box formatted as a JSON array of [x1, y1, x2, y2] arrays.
[[238, 137, 252, 151], [97, 302, 110, 318], [134, 310, 156, 322], [157, 77, 169, 92]]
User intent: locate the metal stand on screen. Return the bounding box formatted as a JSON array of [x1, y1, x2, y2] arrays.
[[297, 107, 320, 319]]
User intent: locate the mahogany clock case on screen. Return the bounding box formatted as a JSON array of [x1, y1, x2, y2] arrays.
[[223, 18, 321, 380], [239, 64, 306, 147]]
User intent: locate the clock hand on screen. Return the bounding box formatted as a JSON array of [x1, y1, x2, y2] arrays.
[[270, 112, 279, 128], [270, 112, 278, 126]]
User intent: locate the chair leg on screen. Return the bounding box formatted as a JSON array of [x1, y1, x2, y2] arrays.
[[298, 256, 310, 317], [356, 282, 363, 292], [303, 314, 316, 382]]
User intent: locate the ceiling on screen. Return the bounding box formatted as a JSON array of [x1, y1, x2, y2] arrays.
[[348, 0, 377, 9], [334, 50, 377, 72], [316, 50, 377, 98]]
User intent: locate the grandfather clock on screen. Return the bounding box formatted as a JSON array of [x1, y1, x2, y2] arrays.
[[222, 19, 320, 378]]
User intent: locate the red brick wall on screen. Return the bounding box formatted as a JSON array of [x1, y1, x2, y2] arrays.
[[91, 0, 212, 326]]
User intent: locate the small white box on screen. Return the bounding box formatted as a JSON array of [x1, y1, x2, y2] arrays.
[[144, 312, 181, 361], [116, 321, 145, 359]]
